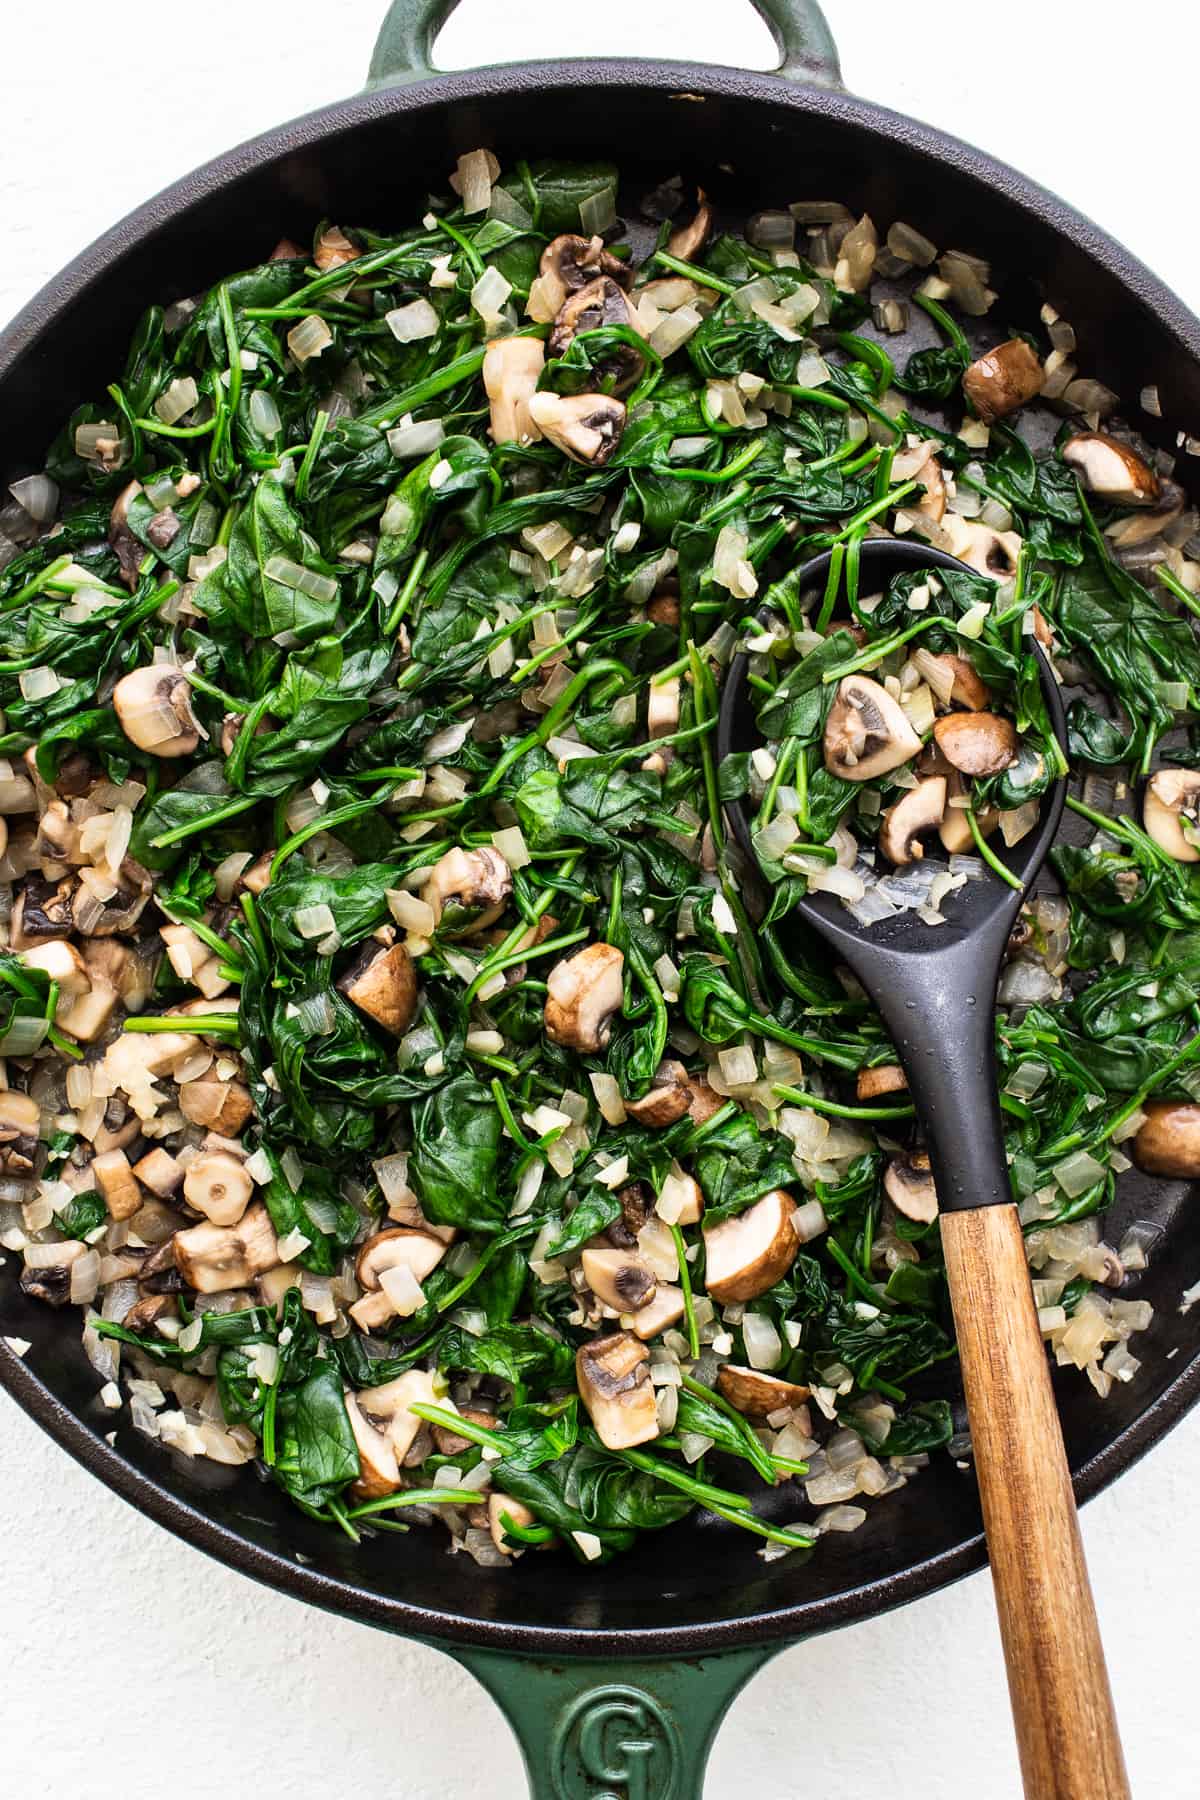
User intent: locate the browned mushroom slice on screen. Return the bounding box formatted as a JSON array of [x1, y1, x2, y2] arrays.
[[549, 277, 649, 394], [715, 1365, 811, 1419], [1062, 432, 1160, 506], [122, 1293, 179, 1336], [913, 453, 946, 523], [337, 942, 418, 1036], [575, 1331, 660, 1450], [646, 591, 681, 628], [685, 1073, 725, 1125], [526, 391, 626, 466], [1132, 1101, 1200, 1178], [174, 1201, 279, 1293], [884, 1151, 938, 1223], [919, 651, 990, 712], [92, 1148, 143, 1221], [133, 1147, 185, 1197], [624, 1060, 692, 1128], [879, 777, 947, 866], [856, 1064, 908, 1101], [824, 675, 922, 781], [344, 1392, 401, 1499], [630, 1285, 687, 1341], [703, 1189, 800, 1304], [354, 1368, 438, 1463], [109, 481, 145, 588], [184, 1151, 253, 1227], [580, 1246, 658, 1313], [538, 234, 634, 315], [1143, 769, 1200, 863], [112, 666, 200, 757], [179, 1077, 254, 1136], [482, 336, 546, 444], [544, 942, 625, 1053], [962, 338, 1044, 421], [953, 522, 1023, 581], [8, 879, 71, 949], [20, 1240, 87, 1306], [939, 797, 999, 854], [422, 845, 512, 936], [488, 1492, 538, 1555], [1107, 479, 1184, 548], [932, 712, 1018, 777], [431, 1407, 497, 1456], [666, 190, 713, 262], [355, 1226, 451, 1292]]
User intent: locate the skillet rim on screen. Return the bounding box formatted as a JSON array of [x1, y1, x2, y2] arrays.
[[2, 53, 1199, 1658]]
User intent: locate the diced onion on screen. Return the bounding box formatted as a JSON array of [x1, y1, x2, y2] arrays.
[[294, 903, 336, 940], [154, 377, 199, 425], [10, 473, 60, 522], [589, 1072, 627, 1125], [1052, 1149, 1107, 1198], [264, 556, 339, 606], [386, 299, 440, 343], [387, 418, 445, 459], [470, 267, 513, 321], [287, 316, 333, 363], [742, 1312, 782, 1371], [249, 389, 282, 437]]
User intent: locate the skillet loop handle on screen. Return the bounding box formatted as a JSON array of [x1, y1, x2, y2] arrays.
[[450, 1645, 775, 1799], [366, 0, 843, 88]]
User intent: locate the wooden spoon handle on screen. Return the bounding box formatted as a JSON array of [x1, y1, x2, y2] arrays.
[[940, 1204, 1130, 1800]]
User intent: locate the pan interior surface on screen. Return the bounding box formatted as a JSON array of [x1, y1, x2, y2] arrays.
[[2, 62, 1198, 1656]]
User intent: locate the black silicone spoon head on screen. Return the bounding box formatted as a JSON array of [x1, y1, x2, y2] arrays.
[[716, 538, 1068, 1211]]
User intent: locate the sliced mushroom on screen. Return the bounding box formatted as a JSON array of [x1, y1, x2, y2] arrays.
[[1108, 479, 1184, 549], [856, 1064, 908, 1101], [951, 520, 1023, 580], [666, 191, 713, 262], [1062, 432, 1160, 506], [112, 665, 200, 757], [575, 1330, 659, 1450], [355, 1226, 451, 1292], [962, 338, 1045, 421], [355, 1368, 438, 1465], [923, 652, 990, 712], [179, 1077, 254, 1135], [703, 1189, 800, 1303], [482, 336, 546, 444], [715, 1365, 811, 1419], [0, 1089, 43, 1177], [57, 982, 117, 1044], [526, 391, 626, 466], [18, 938, 90, 999], [344, 1392, 401, 1499], [544, 942, 625, 1052], [537, 234, 634, 315], [336, 942, 418, 1037], [647, 676, 681, 741], [884, 1150, 938, 1223], [933, 712, 1018, 777], [159, 923, 230, 1001], [174, 1201, 279, 1294], [20, 1240, 87, 1306], [624, 1060, 692, 1128], [122, 1293, 179, 1336], [132, 1146, 185, 1197], [488, 1492, 537, 1555], [94, 1103, 141, 1156], [685, 1074, 725, 1125], [939, 799, 999, 854], [9, 877, 74, 948], [431, 1407, 497, 1456], [880, 776, 947, 866], [580, 1246, 658, 1313], [92, 1148, 143, 1221], [549, 277, 648, 395], [183, 1151, 253, 1227], [422, 845, 512, 936], [604, 1182, 653, 1249], [824, 675, 922, 781], [629, 1284, 687, 1341], [1143, 769, 1200, 863], [1132, 1101, 1200, 1178], [109, 481, 144, 588]]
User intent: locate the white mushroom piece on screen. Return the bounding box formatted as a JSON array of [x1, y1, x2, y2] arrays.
[[919, 651, 990, 712], [932, 711, 1018, 777], [666, 190, 713, 262], [703, 1189, 800, 1304], [575, 1330, 660, 1450], [349, 1225, 453, 1331], [160, 923, 231, 1001], [1062, 432, 1160, 506], [580, 1245, 658, 1314], [549, 277, 649, 394], [345, 1368, 439, 1499], [624, 1059, 693, 1129], [1142, 769, 1200, 863], [179, 1075, 254, 1135], [483, 336, 546, 444], [112, 665, 201, 757], [133, 1147, 185, 1197], [422, 845, 511, 936], [0, 1090, 42, 1177], [823, 675, 922, 781], [715, 1365, 811, 1419], [488, 1493, 538, 1556], [856, 1064, 908, 1102], [1131, 1101, 1200, 1178], [544, 942, 624, 1052], [884, 1151, 938, 1224], [174, 1201, 279, 1293], [945, 518, 1024, 581], [109, 480, 145, 587], [628, 1284, 687, 1341], [336, 941, 419, 1036], [91, 1148, 144, 1221], [879, 776, 947, 866], [962, 337, 1045, 421], [20, 1239, 88, 1306], [526, 391, 626, 467], [536, 233, 634, 317], [184, 1151, 254, 1227]]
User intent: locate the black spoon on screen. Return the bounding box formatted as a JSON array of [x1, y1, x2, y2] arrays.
[[718, 538, 1129, 1799]]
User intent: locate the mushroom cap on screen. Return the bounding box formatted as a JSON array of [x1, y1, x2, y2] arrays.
[[174, 1202, 279, 1294], [1132, 1100, 1200, 1178], [1143, 769, 1200, 864], [183, 1151, 253, 1228], [482, 336, 546, 445], [962, 337, 1045, 422], [884, 1151, 938, 1224], [920, 651, 989, 712], [879, 776, 947, 865], [548, 277, 648, 394], [539, 233, 634, 314], [355, 1226, 450, 1291], [824, 674, 922, 781], [1063, 432, 1160, 506], [179, 1076, 254, 1136], [112, 665, 200, 757], [856, 1063, 909, 1101], [624, 1060, 692, 1128], [336, 941, 419, 1037], [544, 941, 625, 1052], [948, 519, 1023, 581], [488, 1492, 537, 1556], [354, 1368, 438, 1465], [932, 711, 1018, 777], [345, 1392, 401, 1499], [580, 1246, 658, 1313], [423, 845, 512, 936], [715, 1364, 811, 1419], [526, 391, 626, 466], [575, 1330, 660, 1449], [703, 1188, 800, 1304]]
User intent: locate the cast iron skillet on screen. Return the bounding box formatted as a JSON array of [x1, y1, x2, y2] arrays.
[[2, 2, 1200, 1792]]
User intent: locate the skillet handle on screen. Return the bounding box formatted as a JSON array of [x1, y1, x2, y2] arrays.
[[449, 1644, 775, 1798], [366, 0, 842, 89]]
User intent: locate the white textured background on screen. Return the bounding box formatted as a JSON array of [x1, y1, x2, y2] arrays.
[[2, 4, 1198, 1794]]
